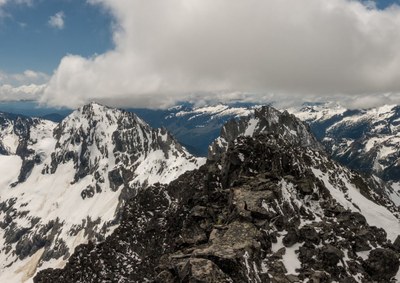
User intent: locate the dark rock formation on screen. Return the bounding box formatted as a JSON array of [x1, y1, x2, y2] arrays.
[[364, 248, 399, 281]]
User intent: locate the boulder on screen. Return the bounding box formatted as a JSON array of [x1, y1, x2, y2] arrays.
[[320, 245, 344, 266], [364, 248, 399, 281], [193, 221, 262, 260], [180, 258, 232, 282], [299, 226, 320, 245], [283, 229, 299, 248]]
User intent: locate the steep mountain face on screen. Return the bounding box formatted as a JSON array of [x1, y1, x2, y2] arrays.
[[35, 106, 400, 282], [0, 113, 56, 184], [0, 103, 204, 283], [290, 104, 400, 205], [0, 112, 32, 155]]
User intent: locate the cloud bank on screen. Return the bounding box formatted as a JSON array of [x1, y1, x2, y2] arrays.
[[0, 70, 48, 101], [41, 0, 400, 108]]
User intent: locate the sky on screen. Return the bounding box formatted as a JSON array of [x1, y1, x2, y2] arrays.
[[1, 0, 400, 109]]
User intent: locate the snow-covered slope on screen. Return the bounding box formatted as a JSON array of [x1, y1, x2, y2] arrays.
[[0, 112, 33, 155], [290, 103, 400, 205], [0, 103, 204, 283], [35, 105, 400, 283]]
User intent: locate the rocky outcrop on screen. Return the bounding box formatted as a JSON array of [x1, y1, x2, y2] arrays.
[[208, 106, 323, 161]]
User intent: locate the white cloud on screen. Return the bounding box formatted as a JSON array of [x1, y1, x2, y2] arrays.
[[0, 84, 45, 101], [0, 70, 49, 101], [42, 0, 400, 109], [0, 0, 33, 8], [0, 69, 49, 85], [48, 11, 65, 30], [0, 0, 33, 18]]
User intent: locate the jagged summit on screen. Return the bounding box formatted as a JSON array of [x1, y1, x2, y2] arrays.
[[0, 103, 204, 283], [209, 105, 323, 160]]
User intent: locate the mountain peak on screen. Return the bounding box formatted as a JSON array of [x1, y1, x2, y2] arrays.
[[0, 103, 205, 282], [209, 105, 323, 160]]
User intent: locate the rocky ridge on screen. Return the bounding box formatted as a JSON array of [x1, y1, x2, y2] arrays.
[[35, 106, 400, 282]]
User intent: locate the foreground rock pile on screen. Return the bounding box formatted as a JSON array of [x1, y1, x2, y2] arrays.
[[35, 133, 400, 282]]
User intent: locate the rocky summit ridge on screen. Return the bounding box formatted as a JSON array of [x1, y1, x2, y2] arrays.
[[34, 106, 400, 283]]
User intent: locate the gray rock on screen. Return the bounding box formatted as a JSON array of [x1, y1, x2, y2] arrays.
[[154, 270, 175, 283], [283, 229, 299, 248], [393, 235, 400, 252], [299, 225, 320, 245], [320, 245, 344, 266], [364, 248, 400, 281], [180, 258, 233, 282]]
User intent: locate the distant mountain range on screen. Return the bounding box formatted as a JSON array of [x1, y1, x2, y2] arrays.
[[289, 103, 400, 205], [3, 101, 400, 187]]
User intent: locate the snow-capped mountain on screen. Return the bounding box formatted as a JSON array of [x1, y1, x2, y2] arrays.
[[2, 102, 256, 157], [0, 113, 56, 183], [0, 103, 204, 283], [208, 106, 323, 161], [35, 106, 400, 282], [290, 103, 400, 205]]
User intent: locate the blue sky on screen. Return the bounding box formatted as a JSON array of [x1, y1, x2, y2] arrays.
[[375, 0, 400, 8], [0, 0, 113, 74]]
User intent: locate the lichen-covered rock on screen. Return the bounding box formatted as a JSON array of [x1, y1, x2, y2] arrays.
[[180, 258, 233, 282]]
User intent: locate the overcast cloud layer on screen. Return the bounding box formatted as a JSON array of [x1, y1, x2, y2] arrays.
[[22, 0, 400, 108]]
